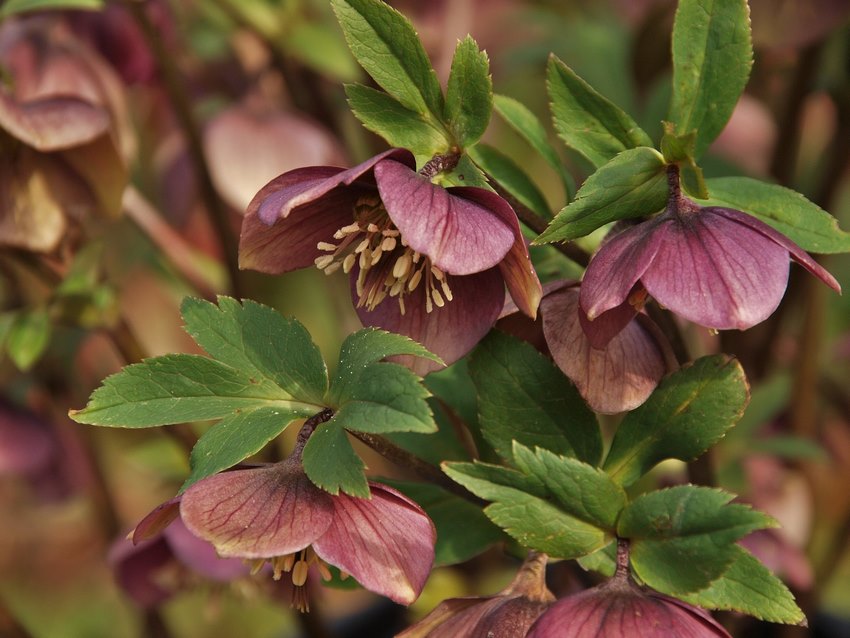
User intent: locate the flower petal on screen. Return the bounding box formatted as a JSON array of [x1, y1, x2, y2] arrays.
[[642, 210, 790, 330], [375, 160, 514, 275], [108, 534, 175, 608], [0, 92, 110, 151], [352, 267, 505, 375], [580, 220, 666, 320], [180, 463, 334, 559], [164, 518, 249, 582], [542, 288, 666, 414], [578, 292, 640, 349], [710, 206, 841, 294], [239, 167, 364, 274], [133, 497, 181, 544], [312, 483, 436, 605]]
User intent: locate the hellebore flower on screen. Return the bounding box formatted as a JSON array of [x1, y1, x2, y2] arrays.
[[240, 148, 541, 373], [528, 542, 730, 638], [580, 166, 840, 333], [498, 281, 671, 414], [398, 552, 554, 638], [133, 422, 436, 611]]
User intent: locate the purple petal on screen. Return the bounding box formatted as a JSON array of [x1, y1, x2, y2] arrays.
[[108, 534, 175, 608], [642, 210, 790, 330], [542, 288, 666, 414], [180, 463, 334, 559], [352, 267, 505, 375], [239, 167, 364, 274], [312, 483, 436, 605], [711, 206, 841, 294], [132, 497, 181, 544], [578, 292, 640, 349], [0, 92, 110, 151], [164, 518, 248, 582], [0, 401, 54, 477], [375, 160, 514, 275], [580, 220, 666, 320]]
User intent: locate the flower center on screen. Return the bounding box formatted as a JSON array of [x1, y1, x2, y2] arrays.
[[315, 195, 453, 315], [246, 547, 335, 613]]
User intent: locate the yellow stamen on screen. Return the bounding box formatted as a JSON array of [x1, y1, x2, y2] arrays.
[[292, 560, 309, 587]]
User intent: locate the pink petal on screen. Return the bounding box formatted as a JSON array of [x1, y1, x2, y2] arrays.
[[542, 288, 666, 414], [312, 483, 436, 605], [580, 221, 666, 321], [164, 519, 248, 582], [642, 211, 790, 330], [374, 160, 514, 275], [352, 267, 505, 375], [0, 401, 54, 477], [133, 497, 181, 544], [0, 92, 109, 151], [711, 206, 841, 294], [578, 293, 640, 349], [108, 534, 175, 608], [180, 463, 334, 559], [239, 167, 364, 274]]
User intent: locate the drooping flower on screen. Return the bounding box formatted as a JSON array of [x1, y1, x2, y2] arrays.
[[133, 420, 436, 611], [398, 552, 554, 638], [580, 166, 840, 334], [239, 148, 541, 374], [527, 542, 730, 638]]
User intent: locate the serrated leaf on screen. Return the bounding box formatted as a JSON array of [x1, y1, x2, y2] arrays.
[[619, 486, 775, 594], [181, 405, 315, 491], [181, 297, 328, 404], [445, 36, 492, 148], [603, 355, 749, 487], [70, 354, 315, 427], [0, 0, 102, 18], [493, 94, 575, 199], [302, 420, 370, 497], [680, 546, 806, 626], [669, 0, 753, 157], [547, 55, 653, 169], [469, 331, 602, 466], [534, 147, 667, 243], [442, 460, 547, 499], [331, 0, 444, 120], [436, 154, 490, 189], [345, 84, 449, 161], [468, 144, 552, 219], [384, 480, 503, 566], [704, 177, 850, 254], [6, 307, 51, 371]]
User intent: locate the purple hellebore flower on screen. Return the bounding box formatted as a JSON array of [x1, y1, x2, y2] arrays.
[[397, 552, 554, 638], [133, 424, 436, 612], [580, 166, 841, 334], [239, 148, 541, 374]]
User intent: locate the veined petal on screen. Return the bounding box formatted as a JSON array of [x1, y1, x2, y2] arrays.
[[255, 148, 413, 224], [180, 463, 334, 559], [312, 483, 436, 605], [711, 206, 841, 294], [239, 167, 364, 274], [0, 92, 109, 151], [352, 267, 505, 375], [164, 519, 248, 582], [642, 210, 789, 330], [542, 288, 665, 414], [580, 220, 665, 321], [578, 292, 640, 349], [375, 160, 514, 275], [132, 497, 181, 544]]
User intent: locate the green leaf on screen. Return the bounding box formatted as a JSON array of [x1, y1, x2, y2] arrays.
[[577, 541, 616, 577], [442, 460, 547, 499], [384, 397, 470, 466], [445, 36, 492, 148], [619, 486, 775, 594], [6, 308, 51, 372], [513, 444, 626, 530], [660, 123, 708, 199], [534, 147, 667, 243], [493, 94, 575, 199], [302, 420, 370, 497], [547, 55, 654, 169], [384, 480, 504, 566], [181, 405, 315, 490], [668, 0, 753, 157], [680, 546, 806, 626], [332, 362, 436, 434], [604, 355, 749, 487], [346, 84, 449, 161], [703, 177, 850, 254], [181, 297, 328, 404], [469, 331, 602, 466], [331, 0, 444, 120], [0, 0, 102, 18], [70, 354, 314, 427], [436, 154, 490, 189], [468, 144, 552, 219]]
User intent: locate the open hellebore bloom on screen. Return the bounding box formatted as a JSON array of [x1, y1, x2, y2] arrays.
[[398, 552, 554, 638], [240, 148, 541, 373], [580, 166, 841, 334]]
